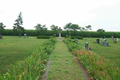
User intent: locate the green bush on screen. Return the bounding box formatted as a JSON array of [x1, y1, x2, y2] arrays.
[[2, 29, 120, 38], [37, 36, 50, 39], [63, 38, 80, 52]]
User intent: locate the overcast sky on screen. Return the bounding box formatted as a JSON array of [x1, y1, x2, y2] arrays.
[[0, 0, 120, 31]]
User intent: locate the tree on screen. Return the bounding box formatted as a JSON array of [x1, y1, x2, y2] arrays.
[[85, 25, 92, 30], [97, 29, 105, 37], [85, 25, 92, 37], [50, 25, 58, 35], [97, 29, 105, 32], [0, 22, 6, 35], [64, 22, 80, 36], [13, 12, 24, 36], [34, 24, 47, 35]]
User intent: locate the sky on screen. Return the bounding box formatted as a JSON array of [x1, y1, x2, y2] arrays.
[[0, 0, 120, 31]]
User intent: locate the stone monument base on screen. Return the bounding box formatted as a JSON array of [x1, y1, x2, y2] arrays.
[[59, 33, 61, 38]]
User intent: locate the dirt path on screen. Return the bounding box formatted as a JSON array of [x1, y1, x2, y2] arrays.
[[41, 38, 90, 80]]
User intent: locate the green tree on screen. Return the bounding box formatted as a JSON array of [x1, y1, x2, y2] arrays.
[[0, 22, 6, 35], [85, 25, 92, 37], [13, 12, 24, 36], [85, 25, 92, 30], [34, 24, 47, 35], [50, 25, 58, 35], [64, 22, 80, 36], [97, 29, 105, 37]]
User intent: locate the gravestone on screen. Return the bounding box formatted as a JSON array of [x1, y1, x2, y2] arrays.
[[19, 33, 21, 37], [96, 39, 100, 44], [74, 38, 79, 44], [103, 36, 105, 39], [113, 38, 117, 43], [104, 42, 109, 46], [101, 40, 104, 45], [84, 42, 88, 50], [117, 38, 118, 41], [74, 38, 76, 41], [111, 36, 114, 40], [0, 35, 2, 39], [89, 36, 91, 39], [24, 34, 26, 38], [76, 39, 79, 44]]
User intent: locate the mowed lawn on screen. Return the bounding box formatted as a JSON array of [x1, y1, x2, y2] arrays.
[[0, 36, 47, 74], [47, 41, 85, 80], [78, 38, 120, 68]]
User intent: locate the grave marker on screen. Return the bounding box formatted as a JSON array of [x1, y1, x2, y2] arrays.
[[96, 39, 100, 44], [101, 40, 104, 45], [0, 35, 2, 39], [84, 42, 88, 50], [104, 42, 109, 46], [117, 38, 118, 41], [76, 39, 79, 44], [24, 34, 26, 38]]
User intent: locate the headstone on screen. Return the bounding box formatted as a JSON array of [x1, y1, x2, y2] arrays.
[[104, 36, 105, 39], [74, 38, 76, 41], [74, 38, 79, 44], [111, 36, 114, 40], [96, 39, 100, 44], [24, 34, 26, 38], [117, 38, 118, 41], [19, 33, 21, 37], [76, 39, 79, 44], [84, 42, 88, 50], [89, 36, 91, 39], [0, 35, 2, 39], [101, 40, 104, 45], [104, 42, 109, 46], [114, 39, 117, 43]]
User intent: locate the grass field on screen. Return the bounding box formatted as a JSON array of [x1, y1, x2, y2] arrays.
[[78, 38, 120, 68], [47, 41, 85, 80], [0, 36, 47, 74]]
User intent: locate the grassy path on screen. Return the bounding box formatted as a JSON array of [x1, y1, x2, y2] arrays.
[[47, 41, 85, 80]]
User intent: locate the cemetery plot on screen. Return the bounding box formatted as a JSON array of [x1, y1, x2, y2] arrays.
[[0, 36, 47, 74], [78, 38, 120, 68]]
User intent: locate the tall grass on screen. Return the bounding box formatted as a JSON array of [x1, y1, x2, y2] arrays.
[[64, 38, 120, 80], [74, 50, 120, 80], [0, 37, 56, 80]]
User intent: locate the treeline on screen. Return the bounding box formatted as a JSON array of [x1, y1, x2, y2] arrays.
[[2, 29, 120, 38]]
